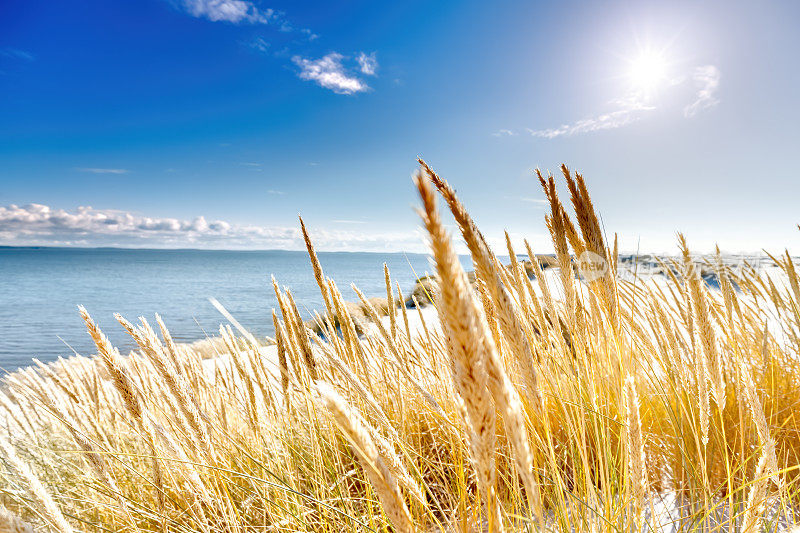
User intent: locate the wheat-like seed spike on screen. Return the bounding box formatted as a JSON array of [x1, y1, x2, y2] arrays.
[[79, 307, 142, 420], [741, 453, 769, 533], [0, 435, 73, 533], [414, 169, 504, 532], [285, 289, 319, 381], [679, 234, 726, 408], [0, 505, 36, 533], [740, 326, 781, 487], [624, 376, 648, 518], [116, 313, 215, 458], [272, 309, 292, 405], [384, 263, 398, 340], [420, 160, 541, 398], [397, 281, 413, 346], [300, 215, 335, 323], [316, 382, 414, 533], [317, 342, 425, 503]]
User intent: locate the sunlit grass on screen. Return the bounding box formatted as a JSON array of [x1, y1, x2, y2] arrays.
[[1, 161, 799, 532]]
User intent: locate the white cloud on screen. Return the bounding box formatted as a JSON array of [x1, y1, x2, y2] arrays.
[[492, 129, 516, 137], [176, 3, 374, 96], [684, 65, 721, 117], [292, 53, 368, 95], [528, 110, 640, 139], [301, 28, 319, 41], [528, 95, 654, 139], [180, 0, 273, 23], [247, 36, 270, 53], [267, 190, 284, 195], [504, 196, 548, 206], [520, 64, 721, 139], [0, 203, 423, 252], [356, 52, 378, 76], [519, 197, 548, 205], [76, 168, 130, 174]]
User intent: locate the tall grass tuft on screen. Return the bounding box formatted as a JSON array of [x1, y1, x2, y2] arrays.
[[1, 160, 799, 532]]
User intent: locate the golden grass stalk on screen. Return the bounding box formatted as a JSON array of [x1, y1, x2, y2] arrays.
[[79, 307, 168, 519], [315, 381, 414, 533], [561, 164, 617, 319], [385, 263, 398, 341], [741, 453, 769, 533], [0, 434, 73, 533], [414, 169, 504, 532], [4, 159, 800, 532], [300, 215, 335, 324], [285, 289, 319, 381], [741, 327, 781, 488], [273, 309, 292, 404], [679, 234, 726, 408], [623, 376, 648, 520], [539, 170, 579, 325], [420, 161, 542, 523], [115, 314, 215, 458], [420, 160, 542, 404], [0, 505, 35, 533]]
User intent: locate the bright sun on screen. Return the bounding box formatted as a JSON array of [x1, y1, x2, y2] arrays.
[[628, 49, 668, 92]]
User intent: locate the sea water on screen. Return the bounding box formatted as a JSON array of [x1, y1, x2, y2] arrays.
[[0, 247, 468, 371]]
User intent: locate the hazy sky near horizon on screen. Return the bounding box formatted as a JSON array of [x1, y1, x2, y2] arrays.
[[1, 0, 798, 254]]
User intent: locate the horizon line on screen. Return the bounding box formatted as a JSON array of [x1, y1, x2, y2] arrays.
[[0, 244, 780, 258]]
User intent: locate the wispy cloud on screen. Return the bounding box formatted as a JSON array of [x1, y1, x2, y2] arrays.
[[178, 0, 319, 44], [300, 28, 319, 41], [505, 196, 548, 206], [356, 52, 378, 76], [516, 64, 721, 139], [519, 197, 548, 205], [247, 36, 270, 53], [176, 3, 375, 95], [0, 48, 35, 61], [292, 53, 369, 95], [492, 129, 516, 137], [75, 168, 130, 174], [684, 65, 720, 117], [528, 95, 654, 139], [180, 0, 273, 23], [267, 189, 284, 195], [0, 203, 422, 251]]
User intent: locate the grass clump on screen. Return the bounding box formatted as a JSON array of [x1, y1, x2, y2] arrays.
[[1, 161, 799, 532]]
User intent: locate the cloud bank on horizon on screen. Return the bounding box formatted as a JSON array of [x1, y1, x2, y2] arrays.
[[0, 203, 423, 252]]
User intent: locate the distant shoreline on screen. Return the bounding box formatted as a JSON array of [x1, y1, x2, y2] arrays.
[[0, 245, 432, 255], [0, 245, 781, 257]]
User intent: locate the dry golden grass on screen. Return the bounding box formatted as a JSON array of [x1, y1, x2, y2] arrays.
[[1, 161, 799, 532]]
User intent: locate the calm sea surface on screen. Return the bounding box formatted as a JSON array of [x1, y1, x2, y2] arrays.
[[0, 247, 473, 371]]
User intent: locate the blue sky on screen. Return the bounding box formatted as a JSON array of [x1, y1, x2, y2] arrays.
[[1, 0, 798, 253]]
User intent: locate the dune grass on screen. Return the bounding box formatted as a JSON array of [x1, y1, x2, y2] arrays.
[[1, 161, 799, 532]]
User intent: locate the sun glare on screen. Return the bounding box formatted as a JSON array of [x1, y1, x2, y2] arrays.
[[628, 49, 668, 92]]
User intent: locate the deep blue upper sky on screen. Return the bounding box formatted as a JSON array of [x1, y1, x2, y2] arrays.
[[1, 0, 798, 252]]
